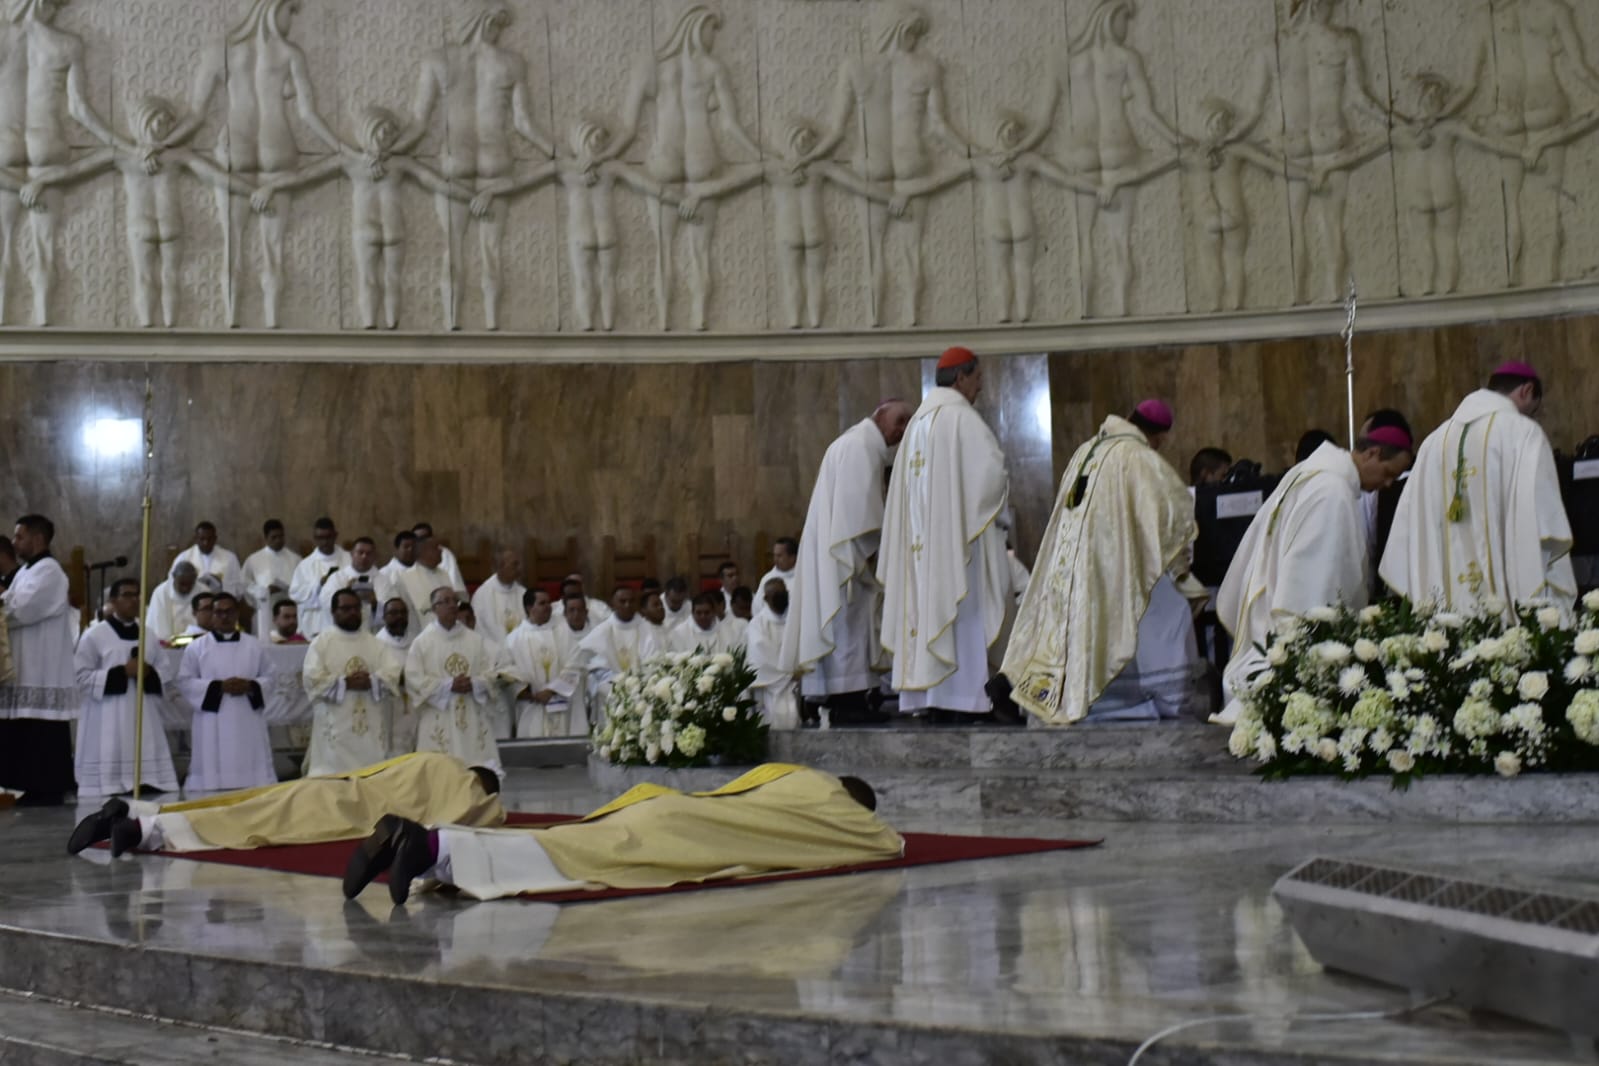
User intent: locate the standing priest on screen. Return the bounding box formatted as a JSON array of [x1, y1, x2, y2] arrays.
[[879, 348, 1011, 724], [74, 578, 180, 798], [1215, 423, 1414, 725], [406, 587, 502, 775], [303, 589, 403, 776], [781, 399, 912, 727], [1001, 401, 1207, 725], [0, 515, 80, 805], [1381, 363, 1576, 618]]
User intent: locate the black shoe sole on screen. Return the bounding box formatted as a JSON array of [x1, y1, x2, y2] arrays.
[[67, 799, 131, 855], [343, 816, 403, 900]]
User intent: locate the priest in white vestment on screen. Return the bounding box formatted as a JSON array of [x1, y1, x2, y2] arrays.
[[638, 589, 674, 655], [669, 593, 744, 655], [288, 519, 352, 640], [411, 523, 466, 592], [0, 516, 81, 804], [406, 588, 503, 774], [747, 580, 799, 729], [302, 590, 404, 775], [374, 532, 417, 620], [317, 537, 383, 632], [145, 563, 199, 644], [561, 574, 612, 626], [576, 588, 653, 714], [751, 538, 798, 622], [171, 522, 243, 598], [471, 549, 527, 644], [74, 578, 180, 797], [879, 348, 1011, 722], [782, 401, 912, 726], [1216, 426, 1415, 725], [376, 598, 419, 755], [1381, 364, 1577, 617], [503, 590, 584, 738], [1002, 401, 1208, 725], [241, 520, 301, 637], [662, 577, 692, 630], [177, 594, 277, 793], [396, 537, 457, 636]]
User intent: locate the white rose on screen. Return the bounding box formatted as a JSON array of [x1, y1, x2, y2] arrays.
[[1316, 738, 1339, 762], [712, 653, 735, 670], [1421, 630, 1449, 654], [1575, 630, 1599, 657], [696, 675, 715, 694], [1494, 751, 1522, 778], [1359, 605, 1383, 624], [1537, 606, 1563, 630], [1353, 639, 1380, 663], [1473, 637, 1504, 662], [1387, 750, 1415, 773], [1584, 589, 1599, 612], [722, 706, 738, 722], [1306, 606, 1339, 624], [1517, 671, 1550, 701], [1481, 596, 1507, 617]]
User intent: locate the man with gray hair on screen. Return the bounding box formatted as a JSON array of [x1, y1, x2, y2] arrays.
[[470, 547, 526, 644], [145, 561, 200, 644]]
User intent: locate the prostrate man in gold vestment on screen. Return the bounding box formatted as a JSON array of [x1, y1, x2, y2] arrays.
[[1380, 363, 1576, 617], [343, 764, 903, 904], [1001, 401, 1207, 725], [302, 590, 404, 775], [1214, 423, 1415, 726], [67, 752, 503, 856], [879, 348, 1011, 724]]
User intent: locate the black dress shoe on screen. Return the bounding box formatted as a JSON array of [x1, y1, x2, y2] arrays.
[[344, 814, 406, 901], [109, 816, 143, 858], [387, 818, 435, 906], [68, 798, 131, 855]]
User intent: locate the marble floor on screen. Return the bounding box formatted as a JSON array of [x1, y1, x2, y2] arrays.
[[2, 768, 1597, 1064]]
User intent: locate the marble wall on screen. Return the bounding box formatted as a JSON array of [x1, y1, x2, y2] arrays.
[[6, 0, 1599, 342]]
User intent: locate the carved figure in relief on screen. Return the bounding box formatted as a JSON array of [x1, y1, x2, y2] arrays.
[[803, 5, 969, 327], [0, 0, 135, 326], [605, 5, 762, 332], [1457, 0, 1599, 286], [163, 0, 342, 329], [392, 2, 555, 332], [473, 119, 681, 332], [20, 96, 258, 328], [1011, 0, 1183, 318], [250, 107, 481, 330], [1234, 0, 1389, 305]]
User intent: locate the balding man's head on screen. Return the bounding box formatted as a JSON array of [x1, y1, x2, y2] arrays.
[[873, 399, 914, 447]]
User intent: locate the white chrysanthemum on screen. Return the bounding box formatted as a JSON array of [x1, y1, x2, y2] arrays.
[[1494, 751, 1522, 777], [722, 706, 738, 722], [1387, 749, 1415, 773], [1575, 630, 1599, 657], [712, 653, 735, 669], [1473, 637, 1505, 662], [1338, 665, 1369, 696], [696, 675, 715, 694], [1248, 669, 1276, 693], [1567, 657, 1593, 685], [1359, 604, 1384, 624], [1469, 678, 1493, 700], [1255, 732, 1277, 762], [1228, 723, 1257, 759], [1536, 606, 1563, 630], [640, 709, 654, 730], [645, 742, 661, 764], [1421, 630, 1449, 654], [1369, 727, 1394, 754], [1386, 671, 1410, 701], [1267, 643, 1289, 667], [1314, 641, 1352, 666], [1316, 738, 1339, 762], [660, 733, 676, 756], [1435, 612, 1465, 629], [1505, 702, 1545, 736], [1306, 606, 1339, 624], [1518, 671, 1550, 702], [651, 678, 675, 701], [1405, 668, 1424, 682], [1277, 618, 1304, 643], [1353, 639, 1380, 663]]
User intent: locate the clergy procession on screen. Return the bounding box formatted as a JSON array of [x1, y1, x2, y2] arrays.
[[0, 350, 1580, 812]]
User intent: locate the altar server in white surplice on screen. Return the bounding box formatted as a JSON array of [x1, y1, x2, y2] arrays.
[[145, 563, 199, 644], [288, 518, 352, 640], [74, 578, 180, 798], [376, 597, 419, 755], [302, 590, 404, 776], [1003, 402, 1208, 726], [406, 587, 502, 775], [471, 549, 527, 644], [1216, 426, 1415, 725], [177, 595, 277, 793], [0, 515, 81, 804], [317, 537, 383, 633], [397, 537, 457, 635], [503, 590, 582, 738], [781, 401, 912, 725], [669, 594, 742, 656], [879, 348, 1010, 722], [576, 587, 653, 713], [748, 580, 799, 729], [241, 520, 301, 637], [1381, 363, 1577, 619]]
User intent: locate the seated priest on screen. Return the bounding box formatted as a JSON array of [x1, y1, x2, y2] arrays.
[[745, 578, 799, 729], [344, 763, 903, 904], [668, 592, 743, 655], [575, 586, 653, 712], [68, 752, 503, 856]]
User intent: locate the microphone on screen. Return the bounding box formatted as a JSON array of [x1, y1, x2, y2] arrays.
[[86, 556, 129, 571]]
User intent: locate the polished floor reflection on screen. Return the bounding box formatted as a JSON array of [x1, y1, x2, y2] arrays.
[[2, 768, 1595, 1064]]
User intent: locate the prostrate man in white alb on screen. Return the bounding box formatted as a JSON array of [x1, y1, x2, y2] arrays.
[[0, 515, 81, 806], [171, 521, 243, 599], [669, 593, 741, 655], [471, 548, 527, 645], [1216, 421, 1415, 725], [781, 399, 913, 728], [752, 538, 798, 621], [576, 587, 653, 712], [241, 519, 301, 637], [145, 562, 199, 644], [375, 597, 418, 755], [374, 531, 418, 630], [177, 594, 277, 793], [1381, 363, 1577, 618], [502, 590, 582, 738], [289, 517, 352, 639], [73, 578, 181, 798], [747, 579, 799, 729], [411, 523, 466, 593], [880, 348, 1011, 725], [318, 536, 382, 631], [397, 536, 456, 633], [1002, 400, 1208, 725], [303, 589, 403, 776], [406, 587, 503, 775], [662, 577, 692, 630]]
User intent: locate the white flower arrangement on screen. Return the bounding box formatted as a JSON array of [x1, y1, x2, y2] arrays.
[[593, 648, 764, 768]]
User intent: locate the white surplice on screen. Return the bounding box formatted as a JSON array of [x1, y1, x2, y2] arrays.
[[241, 546, 301, 637], [669, 620, 741, 656], [288, 548, 352, 640], [376, 627, 417, 755], [373, 557, 411, 618], [73, 617, 179, 797], [396, 564, 454, 634], [502, 619, 583, 738], [178, 632, 277, 792], [316, 564, 382, 631], [301, 625, 403, 775], [405, 620, 502, 774], [663, 600, 691, 631], [576, 615, 653, 713], [879, 388, 1010, 715], [471, 579, 527, 644], [746, 611, 798, 729], [171, 545, 243, 598], [1380, 389, 1576, 617], [0, 554, 80, 722], [585, 597, 612, 625], [439, 546, 467, 596], [1217, 442, 1370, 723], [144, 577, 195, 645]]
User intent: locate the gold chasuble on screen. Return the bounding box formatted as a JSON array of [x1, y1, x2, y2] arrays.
[[153, 753, 504, 850], [1002, 416, 1198, 725]]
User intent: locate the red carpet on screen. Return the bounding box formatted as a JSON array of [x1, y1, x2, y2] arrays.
[[148, 812, 1100, 903]]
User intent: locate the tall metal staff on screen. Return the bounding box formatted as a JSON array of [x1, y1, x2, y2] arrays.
[[132, 373, 155, 796], [1342, 275, 1358, 448]]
